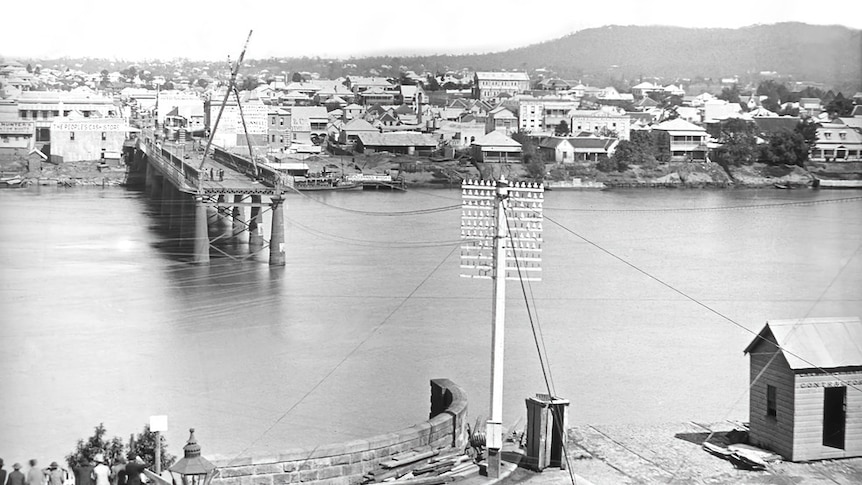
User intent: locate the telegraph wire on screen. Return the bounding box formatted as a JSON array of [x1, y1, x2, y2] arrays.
[[223, 243, 460, 466], [544, 195, 862, 213], [698, 239, 862, 449], [286, 216, 463, 248], [545, 213, 862, 395], [504, 207, 577, 485], [285, 186, 460, 216]]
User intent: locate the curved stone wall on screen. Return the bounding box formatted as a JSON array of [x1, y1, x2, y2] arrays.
[[210, 379, 467, 485]]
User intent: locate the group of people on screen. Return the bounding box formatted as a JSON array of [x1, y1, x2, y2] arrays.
[[0, 455, 149, 485]]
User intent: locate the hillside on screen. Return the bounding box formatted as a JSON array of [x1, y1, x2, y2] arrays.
[[427, 23, 861, 89], [9, 23, 860, 93]]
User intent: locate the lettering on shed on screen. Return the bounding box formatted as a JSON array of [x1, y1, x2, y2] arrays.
[[744, 316, 862, 461]]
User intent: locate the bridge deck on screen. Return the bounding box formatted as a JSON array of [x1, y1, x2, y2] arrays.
[[137, 128, 288, 196]]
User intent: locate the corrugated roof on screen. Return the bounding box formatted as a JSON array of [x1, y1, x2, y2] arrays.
[[475, 71, 530, 81], [744, 317, 862, 370], [654, 118, 706, 133], [472, 130, 522, 147], [357, 132, 438, 147]]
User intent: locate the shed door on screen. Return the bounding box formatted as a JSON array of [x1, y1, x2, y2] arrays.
[[823, 386, 846, 449]]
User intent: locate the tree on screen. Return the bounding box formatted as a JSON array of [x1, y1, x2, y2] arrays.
[[756, 80, 790, 111], [759, 130, 808, 167], [611, 138, 656, 168], [240, 77, 260, 91], [291, 72, 302, 82], [26, 63, 33, 73], [717, 84, 741, 104], [554, 120, 570, 136], [651, 131, 672, 163], [65, 424, 126, 469], [596, 155, 624, 172], [130, 424, 175, 469], [524, 155, 546, 180], [825, 93, 854, 117], [196, 78, 209, 89], [710, 118, 758, 167], [425, 75, 441, 91]]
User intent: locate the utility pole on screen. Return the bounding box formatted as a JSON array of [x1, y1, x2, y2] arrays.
[[460, 177, 544, 478]]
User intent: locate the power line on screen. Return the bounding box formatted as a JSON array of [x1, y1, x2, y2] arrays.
[[544, 195, 862, 213], [222, 243, 459, 466], [545, 213, 862, 393]]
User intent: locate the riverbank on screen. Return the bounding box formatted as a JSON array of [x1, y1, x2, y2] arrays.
[[4, 155, 860, 191], [503, 422, 862, 484], [302, 153, 859, 190], [1, 158, 127, 187]]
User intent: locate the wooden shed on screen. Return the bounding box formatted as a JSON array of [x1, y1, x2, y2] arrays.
[[743, 316, 862, 461]]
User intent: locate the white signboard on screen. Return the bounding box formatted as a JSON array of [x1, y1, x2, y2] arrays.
[[53, 120, 127, 132], [0, 121, 35, 134], [149, 415, 168, 432]]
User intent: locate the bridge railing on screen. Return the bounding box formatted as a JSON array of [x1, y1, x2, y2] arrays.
[[139, 130, 203, 191], [212, 146, 293, 189]]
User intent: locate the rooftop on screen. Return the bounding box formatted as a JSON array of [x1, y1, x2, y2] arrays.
[[744, 316, 862, 370]]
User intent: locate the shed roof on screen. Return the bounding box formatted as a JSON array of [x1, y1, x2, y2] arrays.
[[653, 118, 706, 133], [472, 130, 521, 148], [744, 317, 862, 370], [356, 132, 438, 147]]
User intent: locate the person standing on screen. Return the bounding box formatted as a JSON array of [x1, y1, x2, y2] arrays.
[[92, 456, 109, 485], [42, 462, 64, 485], [25, 460, 41, 485], [123, 457, 145, 485], [1, 458, 8, 485], [71, 460, 94, 485], [109, 457, 126, 485], [7, 464, 25, 485]]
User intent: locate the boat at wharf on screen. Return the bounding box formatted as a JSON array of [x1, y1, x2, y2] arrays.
[[293, 175, 360, 191], [545, 177, 606, 191]]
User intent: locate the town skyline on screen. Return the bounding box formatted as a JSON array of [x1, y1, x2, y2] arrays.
[[2, 0, 861, 62]]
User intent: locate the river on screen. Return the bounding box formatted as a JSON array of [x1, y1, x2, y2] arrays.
[[1, 185, 860, 466]]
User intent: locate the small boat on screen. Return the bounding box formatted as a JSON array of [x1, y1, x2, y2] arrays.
[[773, 183, 790, 190], [545, 178, 606, 191], [294, 176, 360, 191], [1, 176, 26, 188]]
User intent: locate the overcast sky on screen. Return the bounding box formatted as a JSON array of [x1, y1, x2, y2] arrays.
[[2, 0, 861, 61]]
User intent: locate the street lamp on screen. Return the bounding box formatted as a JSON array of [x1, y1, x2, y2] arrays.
[[168, 429, 217, 485]]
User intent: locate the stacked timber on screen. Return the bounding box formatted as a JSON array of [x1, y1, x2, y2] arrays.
[[361, 446, 478, 484]]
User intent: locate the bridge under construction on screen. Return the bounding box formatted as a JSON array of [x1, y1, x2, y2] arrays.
[[125, 127, 293, 265]]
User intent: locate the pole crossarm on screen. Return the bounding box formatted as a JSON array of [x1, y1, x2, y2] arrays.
[[460, 179, 544, 280]]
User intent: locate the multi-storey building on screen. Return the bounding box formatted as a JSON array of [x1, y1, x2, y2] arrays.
[[4, 91, 119, 143], [473, 72, 531, 100], [49, 117, 132, 163], [810, 122, 862, 162], [652, 118, 708, 162], [518, 98, 580, 134], [485, 106, 518, 135], [568, 109, 631, 140], [267, 107, 291, 151]]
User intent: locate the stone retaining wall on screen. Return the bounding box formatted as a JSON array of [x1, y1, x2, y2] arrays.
[[210, 379, 467, 485]]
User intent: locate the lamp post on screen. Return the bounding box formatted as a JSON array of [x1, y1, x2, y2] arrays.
[[168, 429, 217, 485]]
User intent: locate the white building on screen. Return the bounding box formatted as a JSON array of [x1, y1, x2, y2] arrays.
[[473, 72, 531, 100], [568, 109, 631, 140]]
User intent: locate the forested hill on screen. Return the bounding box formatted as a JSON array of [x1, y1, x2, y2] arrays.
[[413, 23, 860, 90]]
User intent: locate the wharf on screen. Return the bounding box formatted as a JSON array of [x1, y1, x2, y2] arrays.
[[502, 422, 862, 484]]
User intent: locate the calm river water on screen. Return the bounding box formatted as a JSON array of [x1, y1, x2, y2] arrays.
[[1, 185, 860, 465]]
